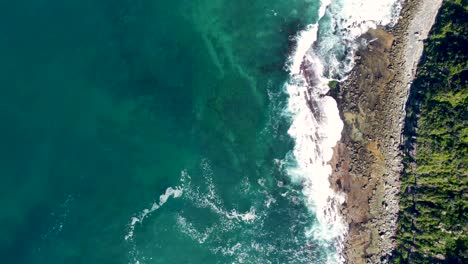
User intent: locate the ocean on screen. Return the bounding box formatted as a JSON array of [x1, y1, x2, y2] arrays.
[[0, 0, 401, 263]]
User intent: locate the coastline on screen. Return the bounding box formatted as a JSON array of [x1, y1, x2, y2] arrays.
[[327, 0, 443, 263]]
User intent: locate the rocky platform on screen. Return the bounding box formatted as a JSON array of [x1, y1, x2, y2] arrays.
[[327, 0, 443, 263]]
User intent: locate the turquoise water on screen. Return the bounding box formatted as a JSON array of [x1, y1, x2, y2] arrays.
[[0, 0, 331, 263]]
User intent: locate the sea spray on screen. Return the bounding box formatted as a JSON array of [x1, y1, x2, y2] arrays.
[[317, 0, 403, 79], [285, 3, 346, 263], [284, 0, 403, 262]]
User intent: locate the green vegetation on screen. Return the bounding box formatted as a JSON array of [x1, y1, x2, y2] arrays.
[[392, 1, 468, 263], [328, 80, 339, 89]]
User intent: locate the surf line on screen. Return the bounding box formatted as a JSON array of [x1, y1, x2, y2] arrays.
[[284, 0, 403, 262], [284, 0, 345, 262]]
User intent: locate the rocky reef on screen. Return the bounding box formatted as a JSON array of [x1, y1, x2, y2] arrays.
[[327, 0, 443, 263]]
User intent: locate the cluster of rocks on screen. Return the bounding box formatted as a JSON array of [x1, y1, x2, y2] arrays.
[[326, 0, 443, 263]]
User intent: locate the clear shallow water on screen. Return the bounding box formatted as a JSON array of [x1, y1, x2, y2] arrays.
[[0, 0, 403, 263]]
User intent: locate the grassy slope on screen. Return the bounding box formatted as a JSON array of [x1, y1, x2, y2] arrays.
[[393, 0, 468, 263]]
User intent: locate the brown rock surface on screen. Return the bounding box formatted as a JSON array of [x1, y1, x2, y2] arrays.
[[327, 0, 443, 263], [330, 27, 398, 264]]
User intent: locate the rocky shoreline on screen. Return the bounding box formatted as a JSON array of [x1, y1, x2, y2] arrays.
[[327, 0, 443, 263]]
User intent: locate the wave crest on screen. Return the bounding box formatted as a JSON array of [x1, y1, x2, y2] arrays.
[[284, 0, 403, 262]]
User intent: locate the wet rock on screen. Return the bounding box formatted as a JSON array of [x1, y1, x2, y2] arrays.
[[327, 0, 441, 263]]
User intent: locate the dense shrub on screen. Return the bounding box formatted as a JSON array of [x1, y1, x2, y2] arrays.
[[392, 1, 468, 263]]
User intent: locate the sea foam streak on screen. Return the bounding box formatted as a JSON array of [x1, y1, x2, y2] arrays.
[[125, 163, 259, 263], [284, 0, 402, 262], [125, 186, 183, 241]]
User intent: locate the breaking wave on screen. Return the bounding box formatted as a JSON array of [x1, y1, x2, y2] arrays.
[[283, 0, 403, 262]]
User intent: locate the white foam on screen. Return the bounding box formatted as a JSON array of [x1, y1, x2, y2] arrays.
[[182, 161, 258, 224], [225, 208, 257, 222], [289, 25, 319, 75], [284, 0, 403, 262], [172, 164, 267, 263], [125, 186, 183, 241], [176, 215, 214, 244], [331, 0, 402, 39], [319, 0, 403, 78]]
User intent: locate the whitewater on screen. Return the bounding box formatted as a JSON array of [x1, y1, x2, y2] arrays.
[[122, 0, 405, 263], [285, 0, 402, 263]]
